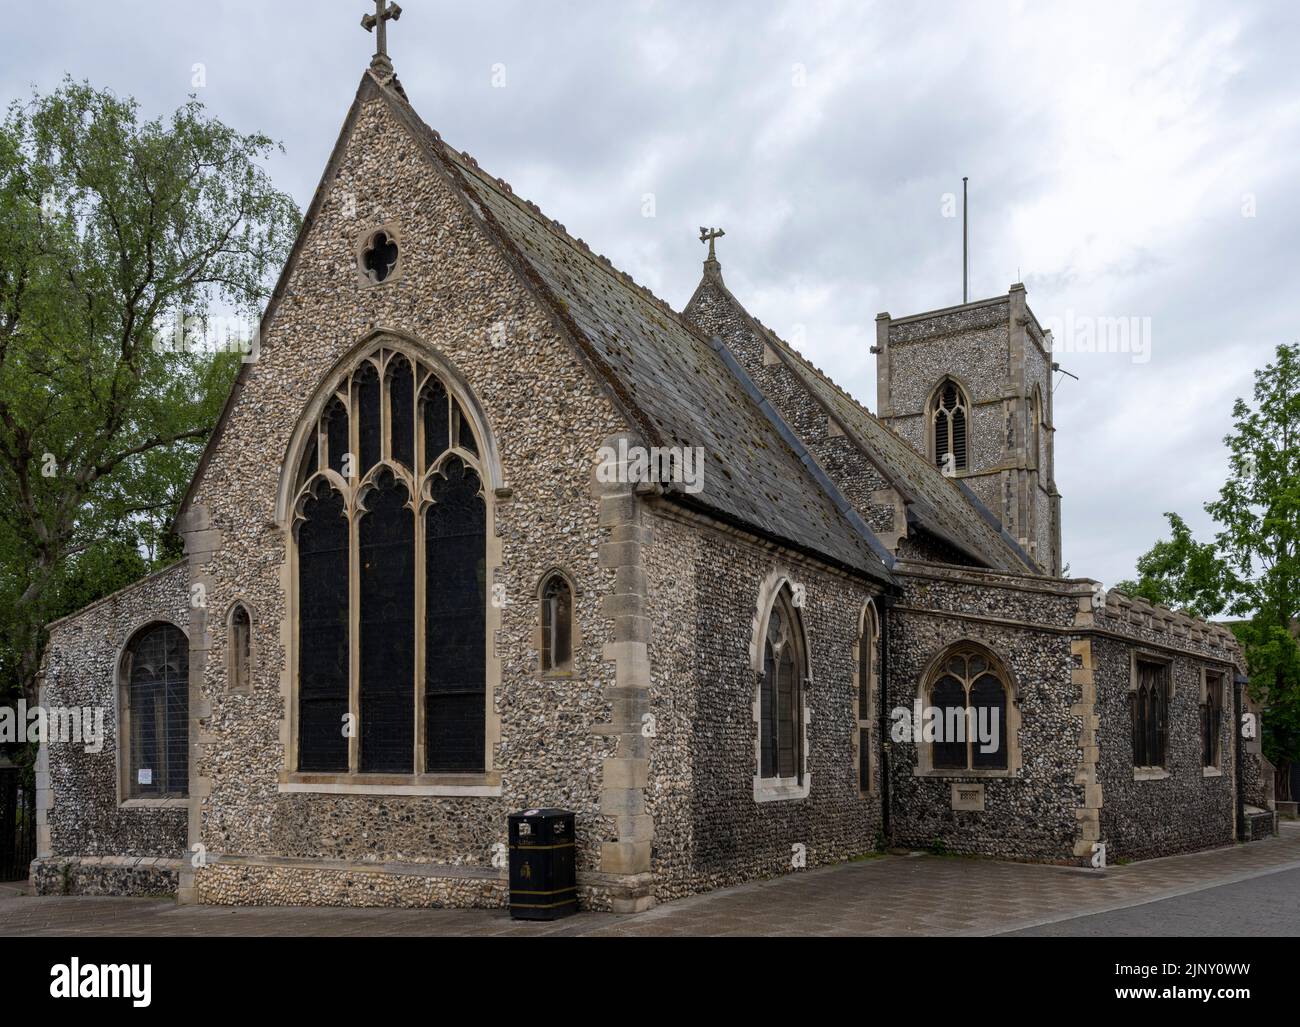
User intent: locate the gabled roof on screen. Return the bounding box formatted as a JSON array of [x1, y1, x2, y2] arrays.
[[181, 68, 893, 586], [685, 270, 1040, 575]]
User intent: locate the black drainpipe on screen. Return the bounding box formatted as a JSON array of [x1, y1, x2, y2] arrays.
[[1234, 671, 1248, 842], [877, 593, 896, 847]]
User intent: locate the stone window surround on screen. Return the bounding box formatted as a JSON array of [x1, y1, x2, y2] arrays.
[[912, 639, 1022, 780], [853, 600, 880, 797], [354, 222, 404, 288], [1129, 649, 1173, 781], [273, 330, 506, 798], [115, 617, 191, 809], [1200, 664, 1230, 777], [749, 569, 812, 803], [225, 599, 255, 695], [534, 567, 581, 679]]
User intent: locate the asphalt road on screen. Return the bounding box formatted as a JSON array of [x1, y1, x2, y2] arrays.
[[1008, 863, 1300, 936]]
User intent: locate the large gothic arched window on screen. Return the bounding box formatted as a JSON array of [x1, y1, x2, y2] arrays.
[[121, 622, 189, 799], [930, 378, 969, 474], [291, 346, 487, 776]]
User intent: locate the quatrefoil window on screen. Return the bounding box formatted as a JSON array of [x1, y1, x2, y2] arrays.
[[361, 229, 400, 284]]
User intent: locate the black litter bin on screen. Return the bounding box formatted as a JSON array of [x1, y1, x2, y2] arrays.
[[508, 808, 577, 920]]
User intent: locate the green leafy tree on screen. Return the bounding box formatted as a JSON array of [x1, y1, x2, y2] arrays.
[[1208, 343, 1300, 789], [1114, 512, 1230, 619], [0, 79, 299, 717], [1119, 343, 1300, 790]]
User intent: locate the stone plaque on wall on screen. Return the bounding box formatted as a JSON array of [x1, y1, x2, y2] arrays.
[[951, 783, 985, 811]]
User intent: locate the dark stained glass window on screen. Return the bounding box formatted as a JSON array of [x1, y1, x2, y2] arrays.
[[356, 362, 381, 477], [229, 604, 251, 692], [389, 355, 415, 471], [931, 675, 967, 770], [858, 614, 872, 711], [325, 398, 349, 477], [926, 645, 1011, 772], [857, 605, 876, 793], [125, 623, 189, 798], [761, 632, 776, 779], [760, 590, 804, 782], [422, 378, 449, 460], [970, 673, 1007, 770], [359, 471, 415, 773], [298, 482, 350, 772], [1202, 673, 1223, 768], [455, 398, 479, 457], [541, 574, 573, 673], [294, 348, 491, 779], [1133, 659, 1170, 768], [859, 726, 871, 795], [425, 458, 486, 773]]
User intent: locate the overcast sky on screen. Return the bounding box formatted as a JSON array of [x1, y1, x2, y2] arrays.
[[3, 0, 1297, 587]]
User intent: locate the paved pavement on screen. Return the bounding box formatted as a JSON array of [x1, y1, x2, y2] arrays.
[[2, 821, 1297, 937]]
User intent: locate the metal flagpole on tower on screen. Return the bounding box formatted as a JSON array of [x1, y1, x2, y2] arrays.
[[962, 176, 969, 304]]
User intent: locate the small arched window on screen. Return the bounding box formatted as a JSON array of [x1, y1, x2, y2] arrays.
[[930, 379, 969, 473], [121, 622, 189, 799], [761, 587, 805, 782], [925, 644, 1008, 772], [228, 604, 252, 692], [540, 573, 574, 674]]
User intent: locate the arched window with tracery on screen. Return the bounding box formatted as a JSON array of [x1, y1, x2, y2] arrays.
[[925, 643, 1009, 772], [120, 622, 189, 798], [761, 586, 806, 783], [930, 379, 969, 473], [291, 346, 488, 776]]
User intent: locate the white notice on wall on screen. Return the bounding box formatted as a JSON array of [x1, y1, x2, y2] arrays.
[[138, 768, 153, 785]]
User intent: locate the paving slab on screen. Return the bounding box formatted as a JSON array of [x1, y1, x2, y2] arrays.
[[1, 822, 1296, 937]]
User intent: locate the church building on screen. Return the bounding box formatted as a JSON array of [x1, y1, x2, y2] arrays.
[[32, 21, 1272, 913]]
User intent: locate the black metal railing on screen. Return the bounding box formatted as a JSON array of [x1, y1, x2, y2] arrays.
[[0, 766, 36, 882]]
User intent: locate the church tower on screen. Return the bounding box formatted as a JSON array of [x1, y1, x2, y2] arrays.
[[874, 285, 1062, 574]]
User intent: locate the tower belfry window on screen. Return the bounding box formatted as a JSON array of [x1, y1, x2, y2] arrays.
[[931, 379, 969, 473]]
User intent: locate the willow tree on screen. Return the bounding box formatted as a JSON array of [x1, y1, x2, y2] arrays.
[[0, 79, 299, 710]]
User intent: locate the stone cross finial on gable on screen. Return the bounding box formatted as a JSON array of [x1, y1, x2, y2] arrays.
[[699, 226, 725, 262], [362, 0, 402, 72]]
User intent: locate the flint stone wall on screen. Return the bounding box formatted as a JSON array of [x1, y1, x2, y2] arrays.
[[1091, 598, 1240, 860], [32, 856, 181, 897], [645, 508, 884, 899], [888, 570, 1081, 860], [186, 94, 627, 905], [36, 562, 191, 891]]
